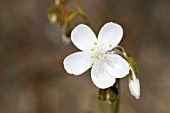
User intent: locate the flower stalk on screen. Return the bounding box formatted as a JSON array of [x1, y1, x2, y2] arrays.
[[114, 46, 140, 99], [110, 79, 120, 113], [98, 79, 120, 113], [73, 0, 91, 27], [97, 100, 107, 113]]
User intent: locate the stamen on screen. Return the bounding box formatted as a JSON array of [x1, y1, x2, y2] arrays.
[[94, 42, 97, 45], [109, 44, 112, 48], [104, 56, 107, 59], [91, 48, 95, 52], [91, 56, 94, 59]]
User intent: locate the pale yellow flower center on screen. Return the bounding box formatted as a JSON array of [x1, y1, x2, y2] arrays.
[[90, 42, 111, 59]]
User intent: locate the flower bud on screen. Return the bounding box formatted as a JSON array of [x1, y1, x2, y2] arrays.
[[106, 87, 118, 103], [62, 34, 71, 44], [48, 9, 58, 24], [98, 89, 107, 101], [106, 90, 117, 103], [129, 68, 140, 99]]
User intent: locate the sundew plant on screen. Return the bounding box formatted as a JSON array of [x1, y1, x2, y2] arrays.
[[48, 0, 140, 113]]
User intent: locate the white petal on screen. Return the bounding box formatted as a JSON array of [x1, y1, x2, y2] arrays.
[[129, 78, 140, 99], [98, 22, 123, 50], [104, 54, 130, 78], [63, 52, 93, 75], [71, 24, 97, 52], [91, 60, 116, 89]]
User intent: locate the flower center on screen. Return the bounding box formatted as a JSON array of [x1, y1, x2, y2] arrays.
[[91, 53, 107, 60], [90, 42, 112, 60], [91, 47, 107, 60]]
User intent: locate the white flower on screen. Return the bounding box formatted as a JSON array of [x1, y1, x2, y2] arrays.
[[63, 22, 130, 89], [129, 68, 140, 99]]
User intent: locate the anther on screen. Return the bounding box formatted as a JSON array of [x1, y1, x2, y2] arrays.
[[91, 56, 95, 59], [109, 44, 112, 48], [104, 56, 107, 59], [91, 48, 95, 52], [94, 42, 97, 45]]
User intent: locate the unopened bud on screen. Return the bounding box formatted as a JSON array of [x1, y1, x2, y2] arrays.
[[106, 89, 118, 103], [48, 9, 58, 24], [98, 89, 107, 101], [62, 34, 71, 44]]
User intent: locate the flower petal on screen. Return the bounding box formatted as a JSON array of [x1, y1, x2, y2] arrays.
[[91, 60, 116, 89], [71, 24, 97, 52], [63, 52, 93, 75], [98, 22, 123, 50], [104, 54, 130, 78]]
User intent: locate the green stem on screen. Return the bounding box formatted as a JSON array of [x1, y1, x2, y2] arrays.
[[114, 46, 128, 58], [110, 96, 119, 113], [114, 46, 139, 78], [97, 99, 107, 113], [110, 79, 120, 113], [74, 0, 92, 27]]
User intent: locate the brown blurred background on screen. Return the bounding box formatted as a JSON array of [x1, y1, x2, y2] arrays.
[[0, 0, 170, 113]]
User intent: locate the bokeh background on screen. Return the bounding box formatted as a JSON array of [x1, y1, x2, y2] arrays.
[[0, 0, 170, 113]]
